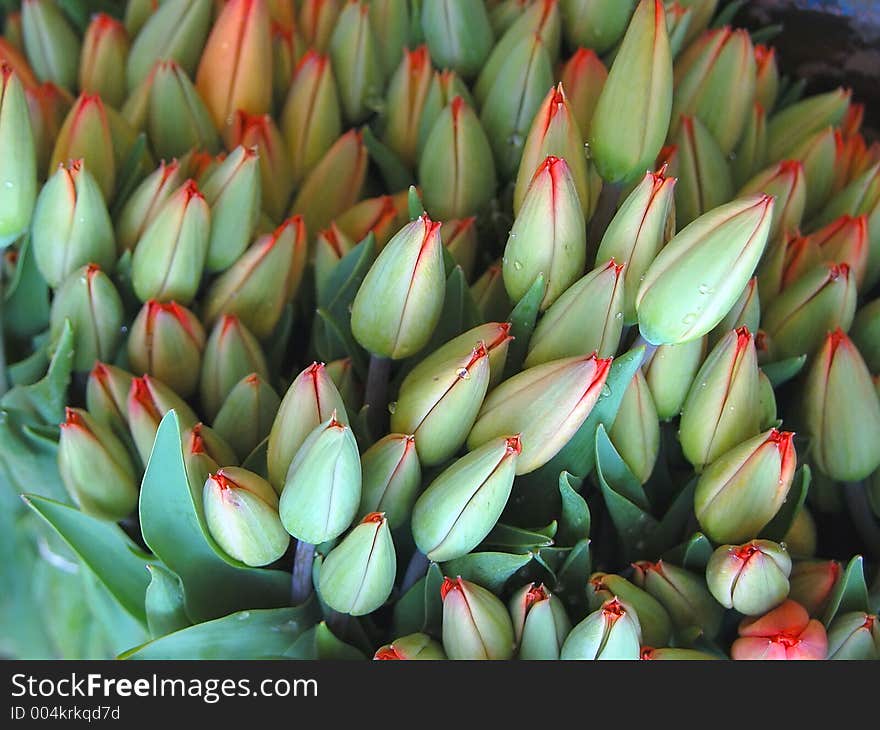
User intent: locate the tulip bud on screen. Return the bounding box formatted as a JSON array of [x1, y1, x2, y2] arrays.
[[694, 428, 796, 544], [279, 415, 362, 544], [127, 375, 199, 463], [739, 160, 806, 245], [803, 329, 880, 481], [314, 224, 354, 301], [525, 259, 624, 367], [441, 217, 478, 280], [412, 435, 521, 562], [421, 0, 493, 80], [127, 300, 205, 398], [472, 262, 511, 324], [504, 156, 586, 310], [826, 612, 879, 660], [86, 362, 134, 439], [731, 101, 768, 190], [636, 195, 774, 346], [58, 408, 138, 521], [200, 315, 269, 422], [374, 633, 446, 660], [762, 262, 856, 361], [807, 214, 869, 288], [706, 540, 791, 616], [419, 97, 497, 221], [789, 560, 841, 618], [732, 599, 828, 660], [588, 572, 672, 648], [411, 322, 514, 390], [298, 0, 341, 51], [560, 597, 641, 660], [328, 0, 384, 125], [115, 159, 184, 253], [852, 298, 880, 373], [78, 14, 129, 108], [290, 128, 367, 233], [351, 214, 445, 359], [230, 112, 292, 223], [767, 87, 850, 163], [326, 357, 362, 414], [468, 353, 612, 474], [21, 0, 80, 91], [357, 434, 420, 529], [441, 577, 516, 660], [0, 65, 36, 248], [203, 467, 289, 567], [510, 583, 571, 660], [267, 362, 349, 492], [788, 128, 837, 216], [417, 69, 473, 159], [211, 373, 281, 462], [642, 337, 706, 420], [22, 79, 67, 176], [631, 560, 722, 638], [3, 11, 23, 52], [783, 506, 817, 559], [318, 512, 396, 615], [679, 327, 761, 471], [381, 45, 433, 170], [335, 195, 398, 252], [560, 0, 636, 54], [672, 115, 733, 228], [711, 278, 760, 345], [368, 0, 408, 78], [589, 0, 672, 184], [753, 44, 779, 111], [182, 422, 238, 502], [608, 369, 660, 484], [640, 647, 719, 660], [559, 48, 607, 139]]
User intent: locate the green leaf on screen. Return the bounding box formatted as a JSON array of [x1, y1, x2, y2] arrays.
[[554, 539, 591, 614], [23, 495, 152, 624], [362, 125, 414, 193], [145, 564, 190, 639], [121, 603, 321, 659], [286, 621, 367, 659], [595, 425, 651, 511], [241, 436, 269, 479], [823, 555, 870, 627], [81, 570, 149, 657], [502, 274, 545, 379], [557, 471, 590, 547], [110, 132, 149, 218], [441, 552, 533, 593], [266, 302, 295, 381], [644, 477, 698, 556], [763, 465, 811, 542], [407, 185, 425, 220], [711, 0, 745, 28], [761, 355, 807, 388], [482, 522, 556, 552], [750, 24, 783, 45], [138, 411, 291, 622], [392, 562, 443, 638], [663, 532, 714, 572], [4, 236, 50, 340], [0, 411, 68, 503], [8, 339, 50, 387]]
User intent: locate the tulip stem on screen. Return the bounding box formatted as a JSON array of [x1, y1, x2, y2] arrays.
[[401, 550, 430, 593], [290, 540, 316, 605], [843, 481, 880, 560], [589, 181, 624, 251], [632, 334, 658, 364], [364, 354, 391, 435]]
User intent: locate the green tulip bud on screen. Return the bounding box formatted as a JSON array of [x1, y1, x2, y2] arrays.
[[314, 224, 354, 302], [509, 583, 571, 660], [417, 67, 473, 159], [640, 647, 719, 660], [127, 375, 198, 464], [58, 407, 138, 521], [441, 576, 516, 660], [357, 434, 421, 530], [754, 44, 779, 111], [808, 214, 869, 289], [694, 428, 797, 544], [213, 373, 281, 462], [203, 467, 289, 567], [790, 127, 837, 217], [0, 65, 36, 248], [318, 512, 397, 615], [789, 560, 841, 618], [368, 0, 409, 79], [469, 353, 612, 474], [672, 115, 734, 228], [49, 264, 123, 373], [182, 422, 237, 502], [21, 0, 80, 91], [826, 612, 879, 660], [782, 506, 817, 559], [706, 540, 792, 616], [78, 14, 129, 109], [279, 415, 361, 544], [328, 0, 384, 124], [421, 0, 493, 80], [115, 159, 184, 253], [298, 0, 341, 52], [325, 357, 362, 414], [86, 362, 134, 440], [412, 435, 521, 562], [738, 160, 807, 244], [559, 48, 607, 141], [642, 337, 706, 420], [608, 369, 660, 484], [766, 87, 850, 163], [374, 633, 446, 660], [588, 572, 672, 648], [231, 111, 293, 223], [851, 298, 880, 373], [381, 45, 433, 170], [409, 322, 513, 390], [441, 217, 479, 281], [757, 369, 777, 429], [561, 597, 642, 660], [710, 277, 760, 346], [731, 101, 768, 190], [351, 214, 445, 359], [560, 0, 636, 54]]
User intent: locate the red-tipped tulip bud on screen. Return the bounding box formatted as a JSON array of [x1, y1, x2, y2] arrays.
[[738, 160, 806, 244], [417, 68, 472, 159], [706, 540, 792, 616], [410, 322, 513, 390], [732, 599, 827, 660], [731, 101, 768, 189], [212, 373, 281, 462], [336, 196, 401, 253], [368, 0, 409, 78], [609, 369, 660, 484], [421, 0, 493, 80], [374, 633, 446, 661], [270, 21, 303, 113], [472, 262, 511, 324], [230, 111, 292, 222], [560, 597, 642, 660], [559, 48, 607, 140], [115, 159, 183, 253], [672, 115, 733, 228], [711, 277, 760, 345], [0, 35, 37, 89], [314, 224, 355, 301], [441, 217, 478, 281], [21, 0, 80, 90], [807, 214, 869, 288], [328, 0, 384, 125], [826, 612, 879, 660], [78, 14, 129, 108], [23, 79, 67, 173], [86, 362, 134, 439], [767, 87, 850, 163], [510, 583, 572, 660], [382, 45, 433, 170], [588, 572, 672, 648], [789, 127, 837, 216], [789, 560, 841, 618], [0, 65, 36, 247], [642, 337, 706, 420], [754, 44, 779, 111], [358, 434, 421, 530], [49, 94, 115, 200], [298, 0, 341, 52], [560, 0, 636, 54], [441, 576, 516, 660], [128, 375, 198, 464]]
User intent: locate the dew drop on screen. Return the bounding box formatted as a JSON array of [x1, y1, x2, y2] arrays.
[[456, 367, 470, 379], [615, 311, 623, 319], [682, 313, 696, 325], [237, 611, 250, 621], [3, 180, 12, 189], [601, 384, 612, 397], [698, 284, 711, 295], [513, 260, 523, 270], [508, 133, 524, 148], [388, 401, 397, 414]]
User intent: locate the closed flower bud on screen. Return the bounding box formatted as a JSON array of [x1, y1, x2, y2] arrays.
[[757, 369, 777, 429], [510, 583, 571, 660], [803, 329, 880, 481], [754, 44, 779, 111], [381, 45, 433, 169], [711, 278, 760, 345], [21, 0, 80, 91], [58, 408, 138, 521], [680, 327, 761, 471], [420, 97, 497, 220], [732, 599, 827, 660], [664, 2, 694, 58], [314, 224, 354, 301], [762, 262, 856, 361], [731, 101, 768, 189], [267, 362, 349, 492], [0, 65, 36, 247], [767, 87, 850, 163], [279, 415, 361, 544], [636, 195, 774, 345], [468, 353, 612, 474], [441, 577, 516, 660], [115, 159, 184, 253], [472, 263, 511, 324], [694, 428, 796, 544], [318, 512, 396, 615], [672, 115, 733, 228], [182, 422, 238, 500], [203, 468, 289, 566], [559, 48, 607, 139], [852, 298, 880, 373], [23, 78, 68, 173], [128, 300, 205, 397], [441, 217, 478, 280], [325, 357, 362, 414], [357, 434, 420, 530], [329, 0, 384, 124], [788, 560, 841, 618], [196, 0, 272, 132], [588, 573, 671, 648], [560, 0, 636, 54], [270, 21, 303, 113], [128, 375, 198, 464], [336, 195, 400, 252], [412, 435, 521, 562], [78, 14, 129, 108], [49, 264, 123, 373], [807, 214, 869, 288], [561, 597, 641, 660], [789, 127, 837, 216], [826, 612, 879, 660], [642, 337, 706, 420], [368, 0, 408, 78], [738, 160, 806, 244], [417, 69, 472, 159], [609, 369, 660, 484], [212, 373, 281, 462], [421, 0, 493, 80], [589, 0, 672, 184], [351, 214, 445, 359], [504, 156, 586, 310], [229, 112, 292, 222], [290, 128, 367, 233], [374, 633, 446, 660], [49, 93, 115, 201], [298, 0, 341, 52], [706, 540, 792, 616], [631, 560, 722, 638], [410, 322, 513, 390], [640, 647, 719, 660], [86, 362, 133, 438], [200, 315, 269, 422]]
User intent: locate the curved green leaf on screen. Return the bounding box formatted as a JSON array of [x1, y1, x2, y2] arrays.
[[823, 555, 869, 627], [763, 465, 811, 542], [663, 532, 714, 572], [502, 274, 545, 379], [145, 564, 190, 639], [285, 621, 367, 660], [393, 562, 443, 638], [557, 472, 590, 547], [4, 236, 50, 340], [761, 355, 807, 388], [441, 551, 533, 593]]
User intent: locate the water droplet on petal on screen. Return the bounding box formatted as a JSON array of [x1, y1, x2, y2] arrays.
[[682, 313, 696, 325], [513, 260, 523, 271], [601, 384, 612, 397], [456, 368, 469, 379], [388, 401, 397, 414]]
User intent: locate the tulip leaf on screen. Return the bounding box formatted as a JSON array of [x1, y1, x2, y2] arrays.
[[775, 76, 807, 113], [362, 126, 414, 193], [750, 24, 783, 45], [761, 354, 807, 388], [440, 551, 533, 594], [110, 132, 149, 217], [121, 603, 322, 659], [0, 412, 68, 505], [711, 0, 745, 28], [285, 621, 367, 660], [240, 436, 269, 479], [644, 477, 698, 556], [554, 539, 592, 614], [595, 425, 651, 512], [482, 521, 556, 552], [3, 236, 50, 340], [503, 274, 545, 379], [392, 562, 443, 638], [8, 339, 49, 387], [23, 495, 152, 625], [763, 464, 811, 542], [423, 266, 483, 352], [663, 533, 714, 572], [314, 307, 369, 376], [144, 564, 190, 639], [407, 185, 425, 220], [138, 411, 291, 623], [823, 555, 869, 627], [266, 302, 295, 381], [557, 471, 590, 547]]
